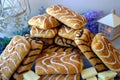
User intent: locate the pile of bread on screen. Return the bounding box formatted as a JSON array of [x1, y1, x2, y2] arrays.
[[0, 4, 120, 80]]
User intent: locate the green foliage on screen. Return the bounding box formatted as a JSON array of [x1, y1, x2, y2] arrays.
[[0, 37, 11, 53]]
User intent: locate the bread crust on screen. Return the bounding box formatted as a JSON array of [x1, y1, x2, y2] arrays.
[[13, 37, 43, 80], [30, 26, 58, 38], [55, 35, 77, 47], [46, 5, 87, 29], [28, 14, 60, 30], [74, 29, 108, 72], [58, 25, 79, 40], [40, 74, 80, 80], [35, 46, 83, 75], [92, 33, 120, 75], [0, 36, 30, 80]]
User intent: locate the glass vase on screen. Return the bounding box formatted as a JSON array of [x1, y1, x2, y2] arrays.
[[0, 0, 31, 37]]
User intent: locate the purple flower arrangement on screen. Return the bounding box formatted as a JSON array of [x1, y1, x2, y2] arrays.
[[83, 10, 104, 34], [38, 6, 46, 15]]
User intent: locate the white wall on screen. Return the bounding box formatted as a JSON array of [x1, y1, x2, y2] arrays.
[[29, 0, 120, 17]]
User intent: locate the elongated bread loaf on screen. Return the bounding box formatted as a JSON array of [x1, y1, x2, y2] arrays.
[[58, 25, 79, 40], [28, 14, 60, 30], [55, 35, 77, 47], [74, 29, 108, 72], [92, 33, 120, 76], [30, 26, 58, 38], [13, 37, 43, 80], [40, 74, 80, 80], [46, 5, 87, 29], [35, 46, 83, 75], [0, 36, 30, 80]]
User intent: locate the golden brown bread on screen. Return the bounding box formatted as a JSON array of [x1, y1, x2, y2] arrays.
[[40, 74, 80, 80], [42, 45, 80, 54], [13, 37, 43, 80], [30, 26, 58, 38], [46, 4, 87, 29], [35, 46, 83, 75], [28, 14, 60, 30], [55, 35, 77, 47], [74, 29, 108, 72], [58, 25, 79, 40], [24, 34, 54, 46], [0, 36, 30, 80], [92, 33, 120, 75]]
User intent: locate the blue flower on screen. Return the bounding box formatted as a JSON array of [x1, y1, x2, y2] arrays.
[[84, 10, 104, 34]]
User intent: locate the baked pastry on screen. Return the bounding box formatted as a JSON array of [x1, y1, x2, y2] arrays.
[[91, 33, 120, 75], [40, 74, 80, 80], [13, 37, 43, 80], [35, 47, 83, 75], [24, 34, 54, 46], [58, 25, 79, 40], [42, 45, 80, 54], [46, 4, 87, 29], [28, 14, 60, 30], [24, 34, 53, 50], [30, 26, 58, 38], [55, 35, 77, 47], [0, 36, 30, 80], [74, 29, 108, 72]]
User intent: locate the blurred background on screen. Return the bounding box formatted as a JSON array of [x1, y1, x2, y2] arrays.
[[29, 0, 120, 17]]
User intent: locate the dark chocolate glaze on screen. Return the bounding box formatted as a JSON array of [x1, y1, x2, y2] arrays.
[[75, 29, 108, 72], [21, 61, 34, 66], [16, 70, 29, 75], [43, 44, 78, 53], [14, 38, 42, 76], [55, 36, 76, 47]]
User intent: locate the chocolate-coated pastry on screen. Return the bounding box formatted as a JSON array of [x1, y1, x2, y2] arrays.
[[74, 29, 108, 72], [13, 37, 43, 80]]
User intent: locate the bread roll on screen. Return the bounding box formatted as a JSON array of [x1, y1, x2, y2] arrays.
[[55, 35, 77, 47], [46, 5, 87, 29], [58, 25, 79, 40], [35, 47, 83, 75], [0, 36, 30, 80], [40, 74, 80, 80], [13, 37, 43, 80], [28, 14, 60, 30], [30, 26, 58, 38], [74, 29, 108, 72], [92, 33, 120, 76]]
